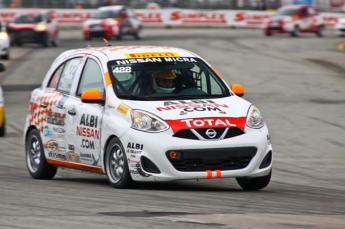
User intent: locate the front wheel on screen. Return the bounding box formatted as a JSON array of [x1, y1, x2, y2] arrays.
[[291, 25, 300, 37], [236, 170, 272, 191], [26, 129, 57, 179], [105, 137, 134, 188]]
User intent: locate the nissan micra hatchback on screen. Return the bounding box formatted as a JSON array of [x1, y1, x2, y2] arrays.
[[24, 46, 273, 190]]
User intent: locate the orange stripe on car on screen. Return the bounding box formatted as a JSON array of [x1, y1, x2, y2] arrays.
[[104, 72, 112, 86], [47, 159, 104, 174]]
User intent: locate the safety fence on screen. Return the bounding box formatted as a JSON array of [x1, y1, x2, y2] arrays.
[[0, 8, 344, 28]]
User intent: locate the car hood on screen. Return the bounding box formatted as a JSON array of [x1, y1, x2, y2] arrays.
[[122, 96, 251, 131]]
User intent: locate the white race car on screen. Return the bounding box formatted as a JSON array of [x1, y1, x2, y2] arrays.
[[0, 18, 10, 59], [24, 46, 273, 190], [335, 17, 345, 36]]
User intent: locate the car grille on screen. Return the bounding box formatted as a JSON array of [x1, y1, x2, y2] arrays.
[[268, 27, 281, 30], [166, 147, 257, 172], [173, 127, 244, 140]]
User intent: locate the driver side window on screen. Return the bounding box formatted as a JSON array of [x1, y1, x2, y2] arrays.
[[77, 58, 105, 98]]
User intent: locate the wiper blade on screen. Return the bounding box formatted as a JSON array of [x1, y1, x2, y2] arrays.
[[119, 95, 152, 101]]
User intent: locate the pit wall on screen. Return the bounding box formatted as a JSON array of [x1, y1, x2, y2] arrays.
[[0, 9, 344, 28]]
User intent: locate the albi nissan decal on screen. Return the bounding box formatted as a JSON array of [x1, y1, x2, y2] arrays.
[[166, 117, 247, 133], [76, 114, 99, 139]]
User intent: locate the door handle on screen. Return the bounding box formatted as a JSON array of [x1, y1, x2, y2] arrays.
[[68, 109, 76, 116], [40, 103, 47, 108]]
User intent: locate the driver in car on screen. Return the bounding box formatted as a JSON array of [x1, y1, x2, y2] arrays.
[[151, 70, 177, 94]]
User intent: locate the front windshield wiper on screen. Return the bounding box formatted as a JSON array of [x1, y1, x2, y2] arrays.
[[118, 95, 152, 101]]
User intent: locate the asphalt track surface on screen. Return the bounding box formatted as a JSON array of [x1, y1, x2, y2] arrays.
[[0, 28, 344, 229]]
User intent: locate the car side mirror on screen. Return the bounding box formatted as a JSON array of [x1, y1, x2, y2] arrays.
[[0, 63, 5, 72], [81, 89, 104, 104], [231, 84, 244, 97]]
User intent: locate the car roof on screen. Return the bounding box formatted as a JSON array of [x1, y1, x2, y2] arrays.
[[61, 46, 198, 60]]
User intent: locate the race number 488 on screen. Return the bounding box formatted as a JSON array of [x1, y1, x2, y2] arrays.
[[113, 67, 131, 73]]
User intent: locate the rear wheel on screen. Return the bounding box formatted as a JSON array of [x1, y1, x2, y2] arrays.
[[236, 170, 272, 191], [26, 129, 57, 179], [105, 137, 134, 188]]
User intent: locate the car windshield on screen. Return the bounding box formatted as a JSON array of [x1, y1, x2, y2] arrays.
[[276, 8, 298, 16], [14, 14, 43, 24], [108, 57, 231, 101], [92, 10, 119, 19]]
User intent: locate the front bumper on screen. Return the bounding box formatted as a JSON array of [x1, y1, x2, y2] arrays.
[[122, 125, 273, 182], [11, 30, 47, 44]]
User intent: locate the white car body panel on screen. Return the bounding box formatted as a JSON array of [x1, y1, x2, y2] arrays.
[[24, 46, 273, 184]]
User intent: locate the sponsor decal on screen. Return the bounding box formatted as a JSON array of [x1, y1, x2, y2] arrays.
[[267, 134, 271, 145], [157, 100, 228, 111], [92, 154, 100, 166], [44, 139, 58, 152], [68, 144, 75, 151], [234, 12, 270, 25], [116, 103, 130, 115], [44, 126, 52, 137], [66, 151, 80, 163], [47, 112, 66, 126], [52, 127, 66, 133], [165, 117, 247, 133], [76, 114, 99, 139], [80, 152, 93, 162], [115, 57, 196, 65], [125, 52, 180, 58], [135, 12, 163, 23], [127, 142, 144, 150], [170, 11, 226, 24], [48, 152, 67, 160], [81, 139, 95, 149], [56, 95, 68, 109], [126, 142, 143, 154]]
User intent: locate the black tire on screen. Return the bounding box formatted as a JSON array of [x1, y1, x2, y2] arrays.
[[291, 25, 300, 37], [1, 51, 9, 60], [0, 117, 5, 137], [26, 129, 57, 179], [316, 26, 324, 37], [116, 29, 122, 40], [236, 169, 272, 191], [134, 28, 142, 40], [51, 33, 59, 47], [41, 33, 49, 47], [105, 137, 134, 188]]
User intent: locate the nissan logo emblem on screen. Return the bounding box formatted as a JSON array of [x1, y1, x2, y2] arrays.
[[206, 129, 217, 138]]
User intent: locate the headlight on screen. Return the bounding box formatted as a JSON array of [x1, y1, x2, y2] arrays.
[[246, 105, 264, 129], [0, 32, 8, 40], [131, 110, 169, 132], [35, 24, 46, 32]]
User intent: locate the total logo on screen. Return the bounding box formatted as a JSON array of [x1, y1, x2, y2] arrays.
[[166, 117, 246, 133]]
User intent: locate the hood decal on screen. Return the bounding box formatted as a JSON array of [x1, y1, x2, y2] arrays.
[[166, 117, 246, 133]]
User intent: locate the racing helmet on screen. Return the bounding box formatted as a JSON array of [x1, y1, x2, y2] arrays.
[[152, 70, 176, 93]]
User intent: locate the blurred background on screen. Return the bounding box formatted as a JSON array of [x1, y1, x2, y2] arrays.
[[1, 0, 345, 12]]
